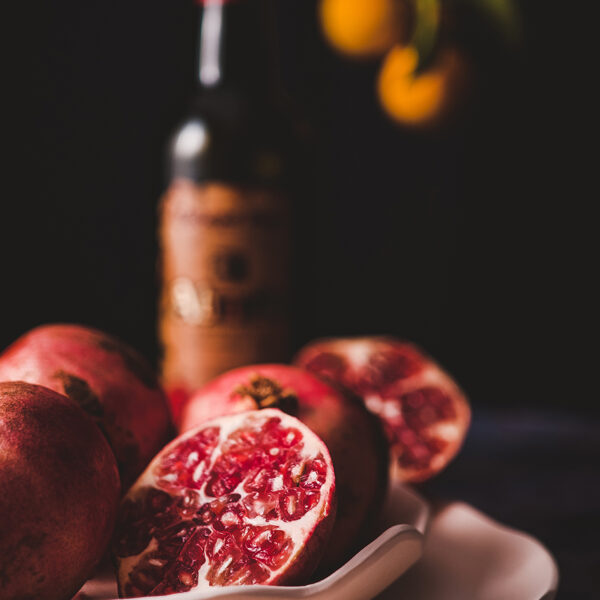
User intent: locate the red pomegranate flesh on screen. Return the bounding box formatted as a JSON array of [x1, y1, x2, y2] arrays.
[[179, 364, 388, 571], [113, 408, 336, 596], [0, 381, 120, 600], [295, 337, 471, 483], [0, 324, 173, 487]]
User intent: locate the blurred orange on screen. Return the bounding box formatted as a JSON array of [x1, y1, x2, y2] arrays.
[[378, 45, 468, 128], [319, 0, 409, 58]]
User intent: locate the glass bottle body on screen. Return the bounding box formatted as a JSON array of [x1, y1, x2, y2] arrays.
[[158, 0, 292, 418]]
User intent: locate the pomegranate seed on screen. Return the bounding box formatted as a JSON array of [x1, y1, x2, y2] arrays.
[[279, 488, 308, 521], [299, 457, 327, 490], [304, 352, 347, 381], [205, 471, 242, 497]]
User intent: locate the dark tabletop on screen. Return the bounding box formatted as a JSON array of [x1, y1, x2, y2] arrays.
[[417, 410, 600, 599]]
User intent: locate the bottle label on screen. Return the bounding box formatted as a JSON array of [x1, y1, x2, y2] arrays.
[[159, 180, 291, 406]]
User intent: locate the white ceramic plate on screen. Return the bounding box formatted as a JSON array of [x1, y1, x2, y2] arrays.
[[378, 502, 559, 600], [75, 483, 429, 600]]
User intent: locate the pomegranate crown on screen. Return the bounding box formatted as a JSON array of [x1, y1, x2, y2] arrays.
[[234, 374, 299, 415]]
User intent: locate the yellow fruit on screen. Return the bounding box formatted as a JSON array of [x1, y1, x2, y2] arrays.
[[378, 45, 467, 127], [319, 0, 407, 58]]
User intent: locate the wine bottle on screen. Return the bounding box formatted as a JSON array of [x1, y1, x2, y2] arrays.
[[158, 0, 292, 420]]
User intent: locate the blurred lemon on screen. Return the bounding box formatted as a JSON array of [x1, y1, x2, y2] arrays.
[[378, 45, 468, 127], [319, 0, 409, 58]]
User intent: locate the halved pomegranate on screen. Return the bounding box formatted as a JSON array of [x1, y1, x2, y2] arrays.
[[113, 409, 336, 596], [179, 364, 388, 571], [295, 337, 471, 483]]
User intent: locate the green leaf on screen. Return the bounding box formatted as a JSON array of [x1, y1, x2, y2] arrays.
[[411, 0, 442, 69]]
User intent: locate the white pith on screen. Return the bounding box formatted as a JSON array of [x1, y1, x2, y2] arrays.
[[343, 339, 375, 368], [118, 409, 335, 592]]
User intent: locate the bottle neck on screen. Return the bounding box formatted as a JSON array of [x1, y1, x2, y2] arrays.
[[195, 0, 275, 95]]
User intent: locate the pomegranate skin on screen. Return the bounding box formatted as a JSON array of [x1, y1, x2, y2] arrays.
[[0, 381, 120, 600], [180, 364, 389, 571], [0, 324, 173, 488]]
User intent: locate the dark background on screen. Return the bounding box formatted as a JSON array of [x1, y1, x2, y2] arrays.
[[3, 2, 595, 596], [4, 0, 589, 413]]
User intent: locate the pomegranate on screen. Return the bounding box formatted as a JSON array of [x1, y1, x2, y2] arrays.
[[0, 324, 172, 487], [295, 337, 471, 483], [113, 408, 336, 595], [0, 381, 120, 600], [179, 364, 388, 571]]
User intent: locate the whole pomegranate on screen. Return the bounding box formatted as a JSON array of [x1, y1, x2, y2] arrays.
[[0, 324, 172, 487], [295, 337, 471, 483], [113, 409, 336, 596], [0, 381, 120, 600], [179, 364, 389, 571]]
